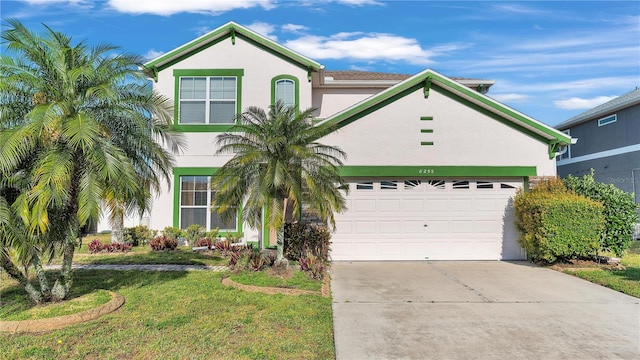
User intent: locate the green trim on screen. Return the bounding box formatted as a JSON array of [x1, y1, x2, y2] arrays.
[[262, 207, 270, 249], [172, 167, 243, 234], [523, 176, 530, 192], [315, 69, 571, 146], [173, 69, 243, 132], [420, 141, 434, 146], [339, 166, 537, 177], [271, 75, 300, 109], [420, 129, 434, 133], [420, 116, 433, 121], [548, 141, 561, 160], [424, 76, 431, 98], [144, 22, 322, 74]]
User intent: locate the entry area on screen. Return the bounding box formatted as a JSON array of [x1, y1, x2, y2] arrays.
[[331, 178, 525, 261], [331, 261, 640, 360]]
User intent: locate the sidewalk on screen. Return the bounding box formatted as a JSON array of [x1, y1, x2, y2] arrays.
[[43, 264, 228, 272]]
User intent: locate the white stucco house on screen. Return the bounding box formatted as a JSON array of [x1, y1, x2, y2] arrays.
[[99, 21, 571, 261]]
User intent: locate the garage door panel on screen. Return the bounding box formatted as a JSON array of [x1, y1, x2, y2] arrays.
[[331, 178, 525, 261]]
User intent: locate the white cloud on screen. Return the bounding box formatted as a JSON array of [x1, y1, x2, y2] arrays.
[[284, 32, 448, 66], [106, 0, 275, 16], [490, 93, 530, 103], [282, 23, 308, 33], [246, 22, 277, 41], [554, 96, 617, 110], [143, 49, 165, 61]]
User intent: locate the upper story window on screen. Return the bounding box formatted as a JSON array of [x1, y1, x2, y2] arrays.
[[597, 114, 617, 127], [272, 75, 299, 108], [179, 76, 236, 124], [557, 129, 571, 160], [173, 69, 243, 131]]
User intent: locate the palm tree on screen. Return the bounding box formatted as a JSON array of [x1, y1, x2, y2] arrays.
[[213, 101, 348, 266], [0, 19, 183, 303]]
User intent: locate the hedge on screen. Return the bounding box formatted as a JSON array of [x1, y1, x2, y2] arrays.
[[514, 178, 605, 263]]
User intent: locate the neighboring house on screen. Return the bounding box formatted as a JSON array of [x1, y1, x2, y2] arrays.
[[555, 88, 640, 237], [98, 21, 571, 261]]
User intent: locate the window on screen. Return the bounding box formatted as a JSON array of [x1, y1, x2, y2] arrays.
[[173, 69, 243, 130], [597, 114, 617, 127], [557, 129, 571, 160], [380, 181, 397, 190], [356, 182, 374, 190], [476, 181, 494, 189], [179, 76, 236, 124], [452, 180, 470, 189], [179, 176, 237, 231], [272, 75, 298, 108]]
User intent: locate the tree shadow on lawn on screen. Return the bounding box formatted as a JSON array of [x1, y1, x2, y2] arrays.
[[76, 249, 224, 266], [608, 266, 640, 282], [1, 269, 190, 313]]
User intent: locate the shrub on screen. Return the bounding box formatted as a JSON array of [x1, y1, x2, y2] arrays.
[[514, 177, 605, 263], [149, 236, 178, 251], [196, 238, 213, 250], [299, 253, 326, 280], [184, 224, 206, 246], [563, 171, 639, 256], [247, 250, 267, 271], [224, 232, 243, 243], [123, 225, 157, 247], [214, 240, 232, 256], [161, 226, 184, 241], [285, 223, 331, 261], [88, 239, 104, 254]]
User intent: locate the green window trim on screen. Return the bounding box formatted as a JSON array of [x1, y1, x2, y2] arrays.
[[172, 167, 243, 235], [271, 75, 300, 109], [173, 69, 244, 132]]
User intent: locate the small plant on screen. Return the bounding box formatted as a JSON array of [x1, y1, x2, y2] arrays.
[[123, 225, 157, 246], [161, 226, 184, 241], [214, 240, 232, 256], [184, 224, 206, 247], [224, 233, 243, 243], [247, 250, 267, 271], [285, 223, 331, 261], [88, 239, 104, 253], [196, 237, 213, 250], [149, 236, 179, 251], [205, 228, 219, 240], [299, 253, 326, 280]]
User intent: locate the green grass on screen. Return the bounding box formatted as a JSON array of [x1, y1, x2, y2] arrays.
[[564, 241, 640, 298], [1, 289, 113, 321], [229, 270, 322, 292], [1, 270, 334, 360]]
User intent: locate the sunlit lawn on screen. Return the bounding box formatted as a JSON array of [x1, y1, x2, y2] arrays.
[[563, 241, 640, 298], [1, 269, 334, 360]]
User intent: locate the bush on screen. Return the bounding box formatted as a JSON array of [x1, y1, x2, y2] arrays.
[[88, 239, 105, 253], [514, 177, 605, 263], [161, 226, 184, 241], [149, 236, 178, 251], [184, 224, 206, 246], [299, 253, 326, 280], [284, 223, 331, 261], [196, 238, 213, 250], [563, 171, 639, 256], [123, 225, 157, 247]]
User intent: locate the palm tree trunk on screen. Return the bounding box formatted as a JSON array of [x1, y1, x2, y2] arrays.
[[275, 197, 290, 268], [110, 203, 124, 244], [51, 232, 76, 301], [31, 255, 52, 302], [0, 250, 44, 303]]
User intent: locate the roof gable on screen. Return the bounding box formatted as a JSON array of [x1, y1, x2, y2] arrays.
[[555, 88, 640, 130], [143, 21, 323, 77], [315, 69, 571, 154]]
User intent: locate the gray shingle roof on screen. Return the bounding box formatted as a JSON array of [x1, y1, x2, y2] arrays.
[[555, 88, 640, 130]]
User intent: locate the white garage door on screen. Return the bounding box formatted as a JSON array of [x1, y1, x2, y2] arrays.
[[331, 178, 525, 261]]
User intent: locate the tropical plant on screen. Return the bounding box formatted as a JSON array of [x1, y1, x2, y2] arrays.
[[212, 101, 347, 266], [0, 20, 182, 303]]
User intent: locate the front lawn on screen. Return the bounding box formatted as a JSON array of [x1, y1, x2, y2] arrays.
[[1, 270, 334, 359], [562, 241, 640, 298]]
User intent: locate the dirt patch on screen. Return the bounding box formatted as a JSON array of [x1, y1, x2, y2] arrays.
[[222, 275, 330, 298], [0, 291, 125, 334], [549, 259, 626, 272]]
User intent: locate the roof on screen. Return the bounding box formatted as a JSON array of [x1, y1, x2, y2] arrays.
[[315, 69, 571, 153], [324, 70, 411, 81], [555, 88, 640, 130], [143, 21, 323, 77]]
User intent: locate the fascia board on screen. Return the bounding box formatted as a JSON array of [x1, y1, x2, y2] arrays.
[[316, 69, 571, 146], [143, 21, 323, 73]]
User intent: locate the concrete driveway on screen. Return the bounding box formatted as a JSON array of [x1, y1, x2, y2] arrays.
[[331, 261, 640, 360]]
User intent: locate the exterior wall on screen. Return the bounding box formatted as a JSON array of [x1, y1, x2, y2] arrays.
[[313, 87, 383, 118], [557, 152, 640, 195], [319, 86, 556, 176], [147, 36, 314, 242]]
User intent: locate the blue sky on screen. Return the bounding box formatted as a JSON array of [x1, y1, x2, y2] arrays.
[[1, 0, 639, 126]]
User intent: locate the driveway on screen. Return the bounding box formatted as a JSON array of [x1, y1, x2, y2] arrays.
[[331, 261, 640, 360]]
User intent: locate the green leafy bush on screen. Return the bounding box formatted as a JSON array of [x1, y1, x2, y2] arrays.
[[161, 226, 184, 241], [149, 236, 178, 251], [285, 223, 331, 261], [299, 253, 326, 280], [123, 225, 157, 246], [184, 224, 206, 246], [514, 177, 605, 263], [563, 171, 639, 256]]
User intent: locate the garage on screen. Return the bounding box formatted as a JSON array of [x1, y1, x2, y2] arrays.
[[330, 178, 525, 261]]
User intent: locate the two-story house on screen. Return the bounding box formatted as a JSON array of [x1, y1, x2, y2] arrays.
[[555, 88, 640, 237], [101, 21, 571, 261]]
